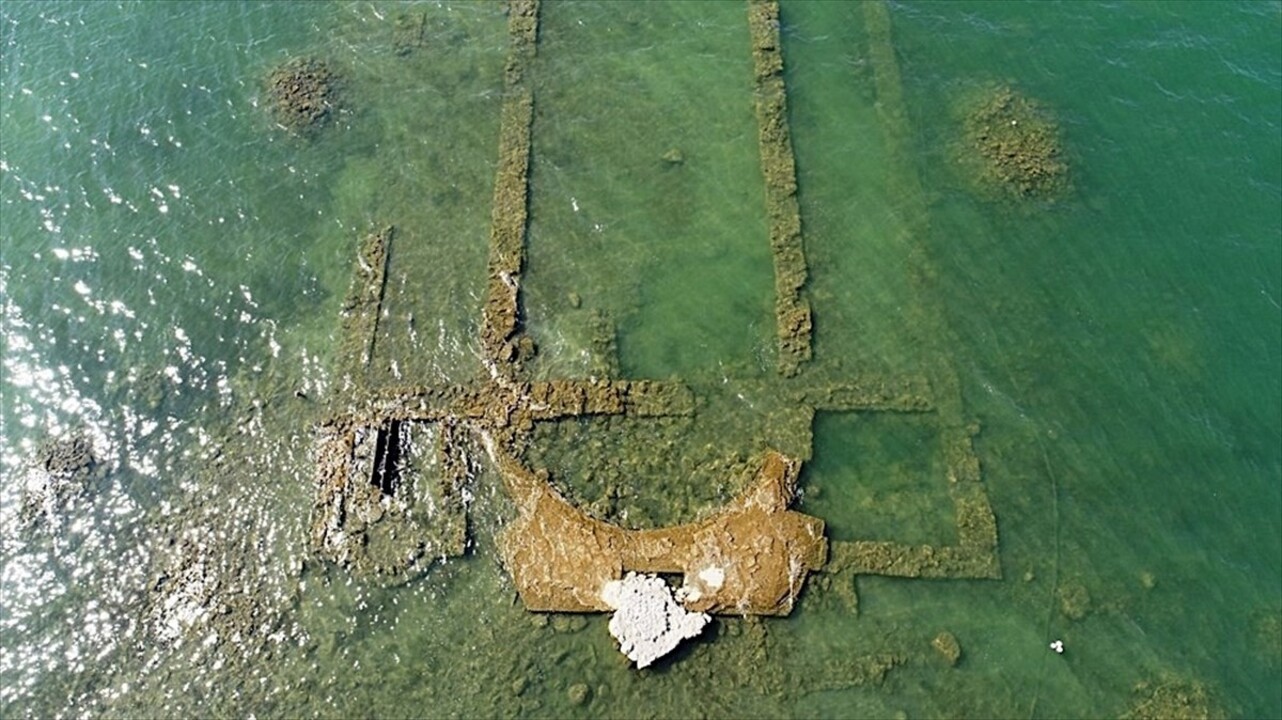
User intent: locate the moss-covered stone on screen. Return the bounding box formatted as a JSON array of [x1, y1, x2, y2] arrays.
[[748, 0, 812, 377], [961, 85, 1068, 198], [391, 10, 427, 56], [1058, 579, 1092, 621], [20, 431, 103, 529], [1123, 677, 1226, 720], [931, 631, 962, 666], [265, 57, 342, 136], [566, 682, 590, 706]]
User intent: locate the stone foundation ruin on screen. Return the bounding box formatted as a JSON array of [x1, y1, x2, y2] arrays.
[[308, 0, 1002, 668]]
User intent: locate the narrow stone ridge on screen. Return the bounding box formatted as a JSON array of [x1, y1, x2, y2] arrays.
[[337, 225, 393, 381], [481, 0, 540, 376], [747, 0, 812, 378]]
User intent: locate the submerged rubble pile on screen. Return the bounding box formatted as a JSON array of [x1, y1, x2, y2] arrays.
[[147, 520, 281, 652], [305, 0, 1004, 672], [962, 84, 1067, 198], [134, 506, 302, 717], [265, 57, 342, 135], [311, 420, 470, 584], [604, 572, 710, 668], [36, 431, 98, 477], [1123, 676, 1226, 720], [19, 431, 103, 529]]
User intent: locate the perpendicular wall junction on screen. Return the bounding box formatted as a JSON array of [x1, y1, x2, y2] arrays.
[[309, 0, 1000, 615]]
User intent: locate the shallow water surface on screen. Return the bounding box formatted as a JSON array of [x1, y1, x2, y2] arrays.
[[1, 1, 1279, 718]]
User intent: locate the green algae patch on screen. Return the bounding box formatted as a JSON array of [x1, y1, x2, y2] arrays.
[[1123, 676, 1227, 720], [1255, 607, 1282, 666], [265, 57, 343, 136], [19, 430, 105, 531], [391, 10, 428, 57], [1057, 578, 1093, 621], [960, 84, 1068, 199]]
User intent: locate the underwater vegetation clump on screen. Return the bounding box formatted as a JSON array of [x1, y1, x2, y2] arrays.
[[962, 84, 1067, 198], [18, 431, 102, 528], [1123, 676, 1227, 720], [265, 57, 342, 135]]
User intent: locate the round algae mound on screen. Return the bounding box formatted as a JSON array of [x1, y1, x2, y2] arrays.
[[265, 57, 342, 135], [961, 84, 1067, 199], [1122, 677, 1226, 720], [20, 430, 105, 529]]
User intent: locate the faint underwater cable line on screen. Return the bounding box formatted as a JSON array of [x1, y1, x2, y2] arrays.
[[975, 313, 1063, 720], [1262, 286, 1281, 311], [1028, 439, 1062, 720]]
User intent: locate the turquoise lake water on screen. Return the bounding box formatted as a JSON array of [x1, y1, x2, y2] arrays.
[[1, 1, 1279, 718]]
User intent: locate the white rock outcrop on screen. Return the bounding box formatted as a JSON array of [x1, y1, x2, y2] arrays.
[[602, 572, 710, 669]]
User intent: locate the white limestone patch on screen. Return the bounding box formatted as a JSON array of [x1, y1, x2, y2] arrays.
[[602, 572, 710, 669], [697, 566, 725, 590]]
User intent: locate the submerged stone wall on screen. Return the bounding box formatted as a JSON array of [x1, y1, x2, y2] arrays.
[[481, 0, 539, 375], [747, 0, 812, 378], [309, 0, 1003, 628], [336, 225, 392, 383], [815, 0, 1001, 591]]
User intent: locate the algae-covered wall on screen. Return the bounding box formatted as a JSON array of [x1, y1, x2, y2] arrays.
[[309, 0, 1002, 631], [8, 0, 1269, 717]]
